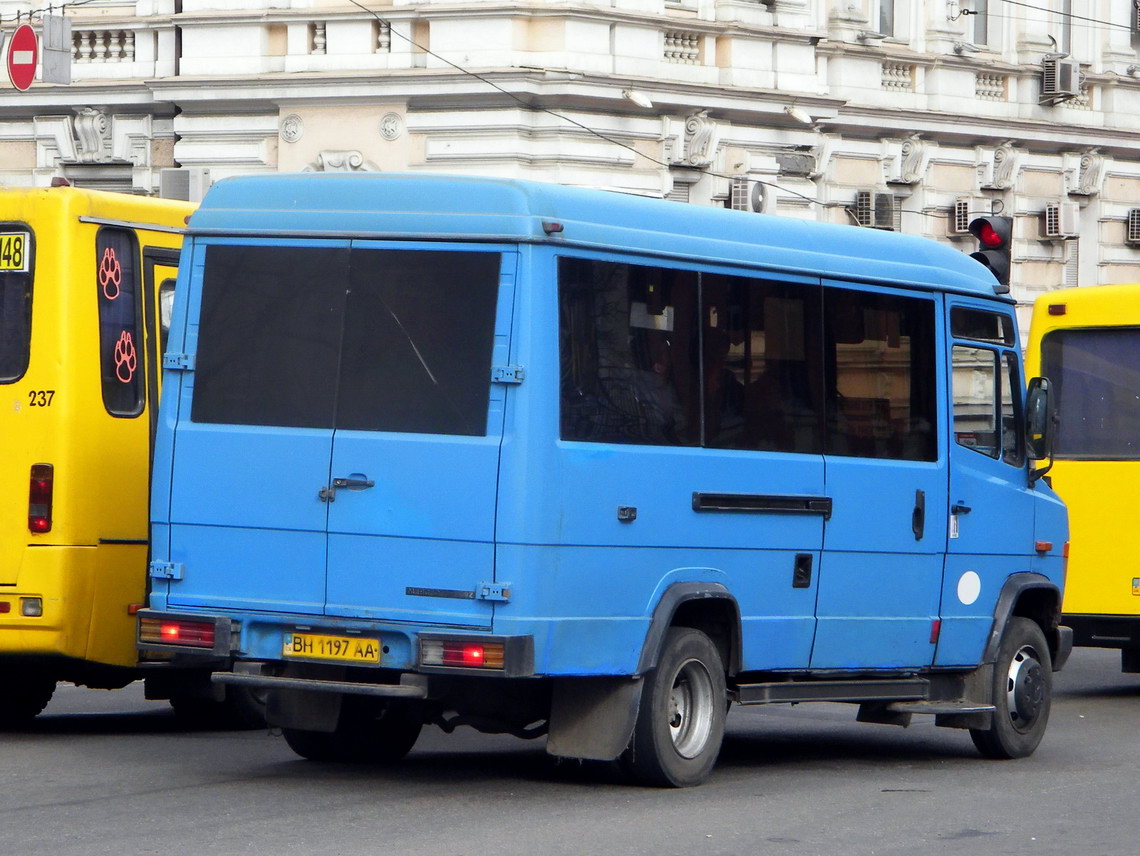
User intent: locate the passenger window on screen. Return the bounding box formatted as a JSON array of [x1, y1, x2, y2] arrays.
[[952, 345, 1002, 458], [96, 228, 144, 416], [950, 307, 1015, 345], [825, 290, 937, 461], [192, 245, 345, 429], [702, 274, 823, 454], [0, 226, 33, 383], [339, 250, 499, 437], [1001, 353, 1023, 465], [559, 258, 700, 446]]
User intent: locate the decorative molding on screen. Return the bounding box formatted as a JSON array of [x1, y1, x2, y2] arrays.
[[73, 107, 110, 163], [1069, 149, 1104, 198], [667, 110, 719, 169], [980, 140, 1018, 190], [280, 114, 304, 143], [887, 134, 927, 185], [303, 149, 378, 172], [379, 112, 403, 141]]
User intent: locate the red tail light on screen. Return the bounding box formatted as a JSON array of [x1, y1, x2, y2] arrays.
[[28, 464, 53, 534], [138, 615, 216, 648]]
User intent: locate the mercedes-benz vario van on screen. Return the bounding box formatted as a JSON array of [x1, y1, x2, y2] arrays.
[[139, 173, 1069, 786]]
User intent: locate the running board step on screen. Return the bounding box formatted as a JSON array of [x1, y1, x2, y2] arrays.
[[735, 678, 929, 705], [885, 700, 995, 715], [212, 671, 428, 699]]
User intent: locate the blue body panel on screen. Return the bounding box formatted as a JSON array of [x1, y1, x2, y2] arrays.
[[149, 173, 1065, 683]]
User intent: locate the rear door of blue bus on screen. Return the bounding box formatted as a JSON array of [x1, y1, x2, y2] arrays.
[[323, 244, 512, 628], [164, 240, 344, 614]]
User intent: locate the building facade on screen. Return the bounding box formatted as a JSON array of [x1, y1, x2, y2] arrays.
[[3, 0, 1140, 325]]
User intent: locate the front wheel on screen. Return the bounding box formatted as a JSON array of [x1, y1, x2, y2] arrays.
[[622, 627, 727, 787], [970, 616, 1052, 759]]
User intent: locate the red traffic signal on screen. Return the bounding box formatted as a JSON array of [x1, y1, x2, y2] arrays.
[[967, 216, 1012, 289]]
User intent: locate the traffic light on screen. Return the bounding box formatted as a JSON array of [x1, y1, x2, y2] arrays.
[[967, 216, 1013, 288]]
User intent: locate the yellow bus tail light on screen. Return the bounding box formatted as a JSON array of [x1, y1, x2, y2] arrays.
[[28, 463, 53, 534]]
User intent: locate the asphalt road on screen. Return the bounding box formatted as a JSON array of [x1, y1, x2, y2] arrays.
[[2, 646, 1136, 856]]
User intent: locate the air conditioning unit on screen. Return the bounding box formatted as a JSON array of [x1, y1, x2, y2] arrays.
[[855, 190, 897, 230], [1041, 201, 1079, 239], [1126, 209, 1140, 245], [949, 198, 986, 236], [159, 167, 212, 203], [1041, 57, 1081, 103], [729, 177, 750, 212]]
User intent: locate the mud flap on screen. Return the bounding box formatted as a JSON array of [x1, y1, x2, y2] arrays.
[[267, 688, 343, 733], [545, 676, 644, 761]]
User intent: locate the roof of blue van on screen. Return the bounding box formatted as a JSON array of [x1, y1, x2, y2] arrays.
[[189, 172, 1006, 300]]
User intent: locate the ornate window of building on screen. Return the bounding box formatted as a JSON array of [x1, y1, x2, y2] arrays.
[[878, 0, 894, 38]]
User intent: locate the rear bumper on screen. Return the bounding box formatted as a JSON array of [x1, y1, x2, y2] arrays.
[[137, 608, 535, 677]]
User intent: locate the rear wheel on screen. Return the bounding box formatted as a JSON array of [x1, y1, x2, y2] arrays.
[[622, 627, 726, 787], [283, 699, 423, 763], [970, 616, 1052, 759], [0, 674, 56, 728]]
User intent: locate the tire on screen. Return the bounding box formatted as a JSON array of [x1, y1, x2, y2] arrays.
[[0, 675, 56, 728], [970, 616, 1052, 760], [621, 627, 727, 787], [283, 699, 423, 764]]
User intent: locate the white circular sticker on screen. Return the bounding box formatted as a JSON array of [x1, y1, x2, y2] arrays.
[[957, 571, 981, 605]]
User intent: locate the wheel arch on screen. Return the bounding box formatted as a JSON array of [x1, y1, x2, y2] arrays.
[[983, 573, 1071, 671], [636, 582, 741, 677]]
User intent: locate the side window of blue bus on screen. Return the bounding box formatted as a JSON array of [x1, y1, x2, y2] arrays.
[[559, 260, 935, 460], [96, 227, 144, 416], [0, 225, 33, 383], [559, 258, 700, 446], [825, 288, 937, 461], [950, 307, 1022, 465]]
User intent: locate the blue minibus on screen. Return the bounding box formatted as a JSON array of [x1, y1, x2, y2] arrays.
[[139, 173, 1069, 786]]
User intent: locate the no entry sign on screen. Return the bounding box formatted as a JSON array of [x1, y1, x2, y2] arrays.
[[7, 24, 38, 91]]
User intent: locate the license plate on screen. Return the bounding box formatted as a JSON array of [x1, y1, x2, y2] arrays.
[[0, 232, 29, 272], [282, 632, 381, 664]]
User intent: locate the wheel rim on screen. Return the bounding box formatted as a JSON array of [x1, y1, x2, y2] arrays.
[[667, 657, 715, 759], [1005, 643, 1045, 732]]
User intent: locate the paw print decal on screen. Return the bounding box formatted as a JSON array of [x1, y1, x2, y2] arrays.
[[99, 247, 122, 300], [113, 330, 137, 383]]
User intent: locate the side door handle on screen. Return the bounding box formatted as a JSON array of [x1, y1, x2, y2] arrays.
[[912, 489, 925, 541], [319, 475, 375, 502]]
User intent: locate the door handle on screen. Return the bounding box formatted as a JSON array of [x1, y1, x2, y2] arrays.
[[912, 489, 925, 541], [333, 476, 375, 490], [318, 475, 375, 502]]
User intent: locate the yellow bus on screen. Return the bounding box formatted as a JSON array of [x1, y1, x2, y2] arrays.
[[1027, 283, 1140, 675], [0, 184, 256, 724]]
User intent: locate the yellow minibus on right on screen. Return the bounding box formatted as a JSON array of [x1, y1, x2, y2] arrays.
[[1027, 283, 1140, 673]]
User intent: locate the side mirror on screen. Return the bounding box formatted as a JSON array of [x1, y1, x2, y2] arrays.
[[1025, 376, 1057, 484]]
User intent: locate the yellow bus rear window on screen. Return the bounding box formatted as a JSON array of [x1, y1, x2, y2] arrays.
[[0, 227, 33, 383], [0, 231, 30, 272]]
